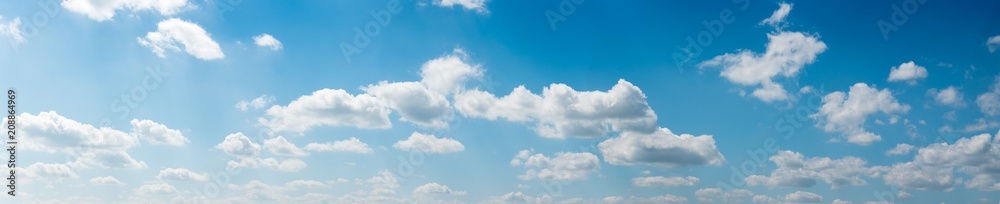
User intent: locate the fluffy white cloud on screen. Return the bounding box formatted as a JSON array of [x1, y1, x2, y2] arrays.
[[364, 81, 452, 128], [62, 0, 191, 21], [259, 88, 391, 133], [216, 132, 261, 158], [236, 95, 276, 111], [21, 162, 79, 179], [434, 0, 489, 13], [886, 143, 914, 156], [699, 31, 827, 102], [598, 128, 725, 168], [90, 176, 125, 185], [874, 132, 1000, 191], [138, 18, 224, 60], [745, 151, 872, 189], [136, 182, 178, 195], [413, 183, 467, 196], [392, 132, 464, 154], [988, 35, 1000, 53], [928, 86, 964, 107], [510, 150, 600, 181], [632, 176, 699, 187], [226, 157, 307, 172], [155, 168, 208, 182], [11, 111, 150, 169], [253, 33, 282, 50], [420, 48, 483, 95], [784, 191, 822, 203], [0, 16, 25, 45], [875, 161, 956, 191], [304, 137, 373, 154], [760, 3, 792, 29], [263, 136, 309, 157], [130, 119, 188, 146], [456, 79, 658, 138], [887, 61, 928, 84], [812, 83, 909, 145]]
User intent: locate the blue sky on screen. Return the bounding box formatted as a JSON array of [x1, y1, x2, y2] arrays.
[[1, 0, 1000, 203]]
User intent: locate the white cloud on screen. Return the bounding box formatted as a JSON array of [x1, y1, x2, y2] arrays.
[[90, 176, 125, 185], [216, 132, 261, 158], [753, 195, 778, 203], [977, 76, 1000, 116], [875, 161, 956, 191], [155, 168, 208, 182], [21, 162, 79, 179], [11, 111, 149, 169], [632, 176, 699, 187], [784, 191, 822, 203], [455, 79, 658, 138], [695, 188, 754, 203], [0, 16, 25, 45], [263, 136, 309, 157], [138, 18, 224, 60], [760, 3, 792, 29], [236, 95, 276, 111], [226, 157, 307, 172], [392, 132, 464, 154], [812, 83, 909, 145], [987, 35, 1000, 53], [420, 48, 483, 95], [62, 0, 192, 21], [304, 137, 373, 154], [130, 119, 189, 146], [699, 31, 827, 102], [253, 33, 282, 50], [413, 183, 467, 196], [598, 128, 725, 168], [434, 0, 489, 13], [873, 132, 1000, 191], [364, 81, 452, 128], [928, 86, 964, 107], [259, 88, 391, 133], [136, 182, 178, 195], [745, 151, 872, 189], [510, 150, 600, 181], [886, 143, 914, 156], [887, 61, 928, 84]]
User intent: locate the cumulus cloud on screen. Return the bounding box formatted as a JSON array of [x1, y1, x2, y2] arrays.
[[812, 83, 909, 145], [699, 31, 827, 102], [216, 132, 307, 172], [90, 176, 125, 185], [873, 132, 1000, 191], [745, 151, 872, 189], [21, 162, 79, 179], [259, 88, 391, 133], [886, 143, 914, 156], [130, 119, 189, 146], [434, 0, 489, 13], [632, 176, 699, 187], [392, 132, 464, 154], [11, 111, 149, 169], [510, 150, 600, 181], [263, 136, 309, 157], [226, 157, 307, 172], [138, 18, 224, 60], [236, 95, 276, 111], [784, 191, 822, 203], [456, 79, 658, 138], [413, 183, 467, 196], [155, 168, 208, 182], [598, 128, 725, 168], [364, 81, 452, 128], [62, 0, 192, 21], [977, 76, 1000, 116], [136, 182, 178, 195], [419, 48, 484, 95], [928, 86, 964, 107], [887, 61, 928, 84], [253, 33, 282, 50], [216, 132, 261, 158], [304, 137, 373, 154], [760, 3, 792, 29], [695, 188, 754, 203]]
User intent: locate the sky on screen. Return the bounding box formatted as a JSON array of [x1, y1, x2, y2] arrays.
[[1, 0, 1000, 203]]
